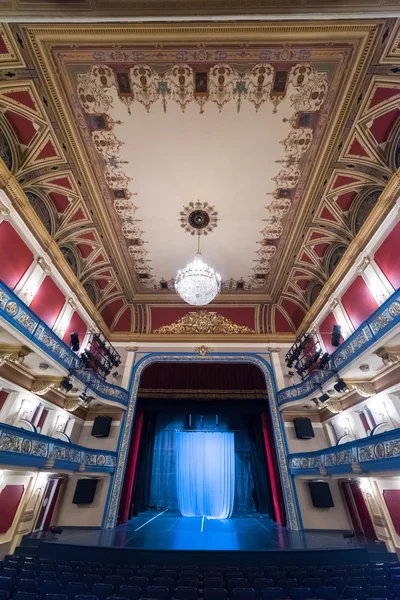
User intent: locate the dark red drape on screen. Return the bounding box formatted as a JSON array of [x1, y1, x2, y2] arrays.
[[341, 481, 363, 535], [117, 408, 144, 524], [350, 481, 377, 540], [261, 411, 286, 526]]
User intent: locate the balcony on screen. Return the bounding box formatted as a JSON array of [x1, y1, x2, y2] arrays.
[[288, 426, 400, 476], [0, 422, 116, 472], [277, 288, 400, 406], [0, 280, 128, 406]]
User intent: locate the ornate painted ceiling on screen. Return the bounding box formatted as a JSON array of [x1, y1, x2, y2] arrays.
[[0, 20, 400, 337]]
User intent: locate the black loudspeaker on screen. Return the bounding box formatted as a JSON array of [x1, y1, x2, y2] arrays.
[[308, 481, 334, 508], [91, 416, 112, 438], [293, 417, 314, 440], [331, 324, 342, 347], [72, 478, 98, 504]]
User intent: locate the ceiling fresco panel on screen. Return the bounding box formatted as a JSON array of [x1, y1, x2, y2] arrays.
[[0, 21, 400, 337]]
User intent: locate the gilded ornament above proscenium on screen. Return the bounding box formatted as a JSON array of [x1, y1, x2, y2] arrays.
[[154, 311, 256, 334]]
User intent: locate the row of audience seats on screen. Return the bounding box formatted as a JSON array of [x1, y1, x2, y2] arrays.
[[0, 555, 399, 600]]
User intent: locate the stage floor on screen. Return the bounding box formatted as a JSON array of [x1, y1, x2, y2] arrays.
[[44, 510, 375, 552]]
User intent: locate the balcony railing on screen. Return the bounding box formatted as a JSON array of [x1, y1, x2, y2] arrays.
[[288, 427, 400, 476], [0, 422, 117, 471], [277, 288, 400, 406], [0, 281, 128, 406]]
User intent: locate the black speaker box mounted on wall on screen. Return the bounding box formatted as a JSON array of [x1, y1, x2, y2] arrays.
[[308, 481, 334, 508], [91, 416, 112, 438], [293, 417, 315, 440], [72, 478, 98, 505]]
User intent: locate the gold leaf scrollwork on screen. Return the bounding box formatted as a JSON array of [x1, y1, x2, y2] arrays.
[[154, 311, 255, 334]]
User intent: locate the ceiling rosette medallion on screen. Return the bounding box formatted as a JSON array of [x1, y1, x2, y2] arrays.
[[153, 311, 255, 334], [179, 200, 218, 236], [76, 61, 328, 291]]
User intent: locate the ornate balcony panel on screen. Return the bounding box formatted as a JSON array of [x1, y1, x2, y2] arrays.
[[0, 281, 128, 406], [288, 427, 400, 476], [0, 422, 116, 472], [278, 289, 400, 406]]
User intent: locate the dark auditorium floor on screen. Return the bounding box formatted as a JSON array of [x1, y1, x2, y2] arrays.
[[43, 511, 377, 552]]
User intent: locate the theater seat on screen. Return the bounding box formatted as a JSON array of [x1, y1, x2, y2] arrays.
[[92, 583, 114, 600], [233, 589, 256, 600], [290, 587, 313, 600], [204, 589, 228, 600], [65, 581, 87, 600], [261, 589, 284, 600], [344, 586, 366, 600], [316, 586, 338, 600], [119, 585, 142, 600], [253, 578, 274, 597], [14, 593, 37, 600], [145, 585, 169, 600], [174, 586, 198, 600]]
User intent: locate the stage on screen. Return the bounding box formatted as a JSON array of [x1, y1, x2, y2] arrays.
[[32, 511, 389, 566]]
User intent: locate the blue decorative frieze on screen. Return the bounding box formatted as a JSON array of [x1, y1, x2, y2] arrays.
[[278, 289, 400, 406], [288, 427, 400, 475], [0, 281, 128, 406], [0, 423, 116, 471]]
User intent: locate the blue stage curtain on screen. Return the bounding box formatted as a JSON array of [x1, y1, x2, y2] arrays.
[[176, 431, 235, 519]]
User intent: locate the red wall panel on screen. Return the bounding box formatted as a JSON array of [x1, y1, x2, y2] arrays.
[[0, 390, 9, 411], [29, 276, 65, 328], [319, 311, 338, 355], [150, 306, 256, 332], [374, 221, 400, 290], [0, 484, 25, 534], [341, 276, 378, 329], [274, 307, 294, 332], [383, 490, 400, 536], [62, 311, 87, 344], [101, 299, 124, 329], [0, 222, 34, 289]]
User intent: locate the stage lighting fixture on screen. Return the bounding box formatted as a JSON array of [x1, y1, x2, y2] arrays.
[[334, 378, 348, 393], [112, 371, 119, 378], [60, 377, 73, 392], [50, 526, 63, 535], [331, 324, 342, 347], [288, 371, 295, 377], [70, 332, 80, 352], [319, 352, 330, 369], [319, 393, 330, 402]]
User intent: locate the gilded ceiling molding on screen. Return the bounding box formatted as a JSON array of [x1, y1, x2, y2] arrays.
[[347, 381, 376, 397], [195, 345, 213, 356], [154, 311, 256, 334], [0, 344, 31, 367], [297, 168, 400, 334], [375, 345, 400, 366], [313, 396, 343, 414], [0, 162, 110, 336], [31, 376, 63, 396]]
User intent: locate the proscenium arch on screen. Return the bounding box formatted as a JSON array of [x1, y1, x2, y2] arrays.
[[103, 352, 301, 531]]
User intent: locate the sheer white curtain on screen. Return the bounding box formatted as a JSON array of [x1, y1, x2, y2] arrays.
[[176, 431, 235, 519]]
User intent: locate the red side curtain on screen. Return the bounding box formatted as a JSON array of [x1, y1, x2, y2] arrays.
[[350, 481, 377, 540], [118, 408, 144, 524], [341, 481, 363, 535], [261, 411, 286, 526]]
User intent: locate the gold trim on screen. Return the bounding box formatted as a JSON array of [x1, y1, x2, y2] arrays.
[[154, 311, 256, 334], [297, 168, 400, 335], [20, 20, 381, 304]]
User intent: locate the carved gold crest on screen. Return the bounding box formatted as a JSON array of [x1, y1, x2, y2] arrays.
[[154, 311, 255, 334]]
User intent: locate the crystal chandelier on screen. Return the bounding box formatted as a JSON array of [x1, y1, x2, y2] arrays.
[[175, 235, 221, 306]]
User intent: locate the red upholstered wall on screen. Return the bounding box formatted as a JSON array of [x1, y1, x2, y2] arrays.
[[341, 276, 378, 329], [150, 306, 256, 332], [0, 390, 9, 411], [0, 222, 33, 289], [0, 484, 25, 534], [62, 311, 87, 344], [29, 276, 65, 328], [319, 311, 338, 354], [374, 221, 400, 290], [383, 490, 400, 536]]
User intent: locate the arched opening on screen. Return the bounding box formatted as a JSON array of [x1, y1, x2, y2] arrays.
[[116, 359, 288, 537]]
